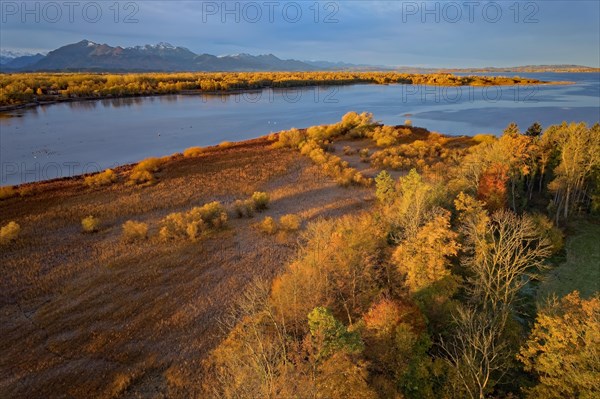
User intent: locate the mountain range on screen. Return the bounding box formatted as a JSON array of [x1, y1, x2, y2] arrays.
[[1, 40, 598, 73], [0, 40, 321, 72]]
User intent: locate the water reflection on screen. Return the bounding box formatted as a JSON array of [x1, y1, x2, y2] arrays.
[[98, 97, 145, 109], [67, 100, 98, 111]]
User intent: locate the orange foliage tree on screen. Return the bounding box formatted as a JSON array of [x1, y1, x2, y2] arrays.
[[477, 163, 509, 212]]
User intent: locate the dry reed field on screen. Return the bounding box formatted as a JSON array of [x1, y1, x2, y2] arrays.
[[1, 135, 383, 398]]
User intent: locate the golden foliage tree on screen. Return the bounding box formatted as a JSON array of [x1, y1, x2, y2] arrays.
[[393, 210, 459, 293], [544, 122, 600, 222], [270, 215, 384, 334], [518, 292, 600, 399]]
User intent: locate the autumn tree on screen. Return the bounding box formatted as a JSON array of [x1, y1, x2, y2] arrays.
[[375, 170, 396, 204], [518, 292, 600, 398], [210, 280, 289, 399], [362, 299, 436, 399], [503, 122, 520, 136], [381, 169, 440, 243], [302, 307, 379, 399], [270, 214, 384, 334], [545, 122, 600, 222], [439, 306, 511, 399], [393, 210, 459, 293], [313, 352, 378, 399], [525, 122, 542, 137], [460, 209, 552, 313], [307, 306, 363, 359], [477, 163, 509, 211], [456, 130, 535, 211], [497, 130, 535, 211]]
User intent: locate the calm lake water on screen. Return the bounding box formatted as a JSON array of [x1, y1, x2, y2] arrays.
[[1, 72, 598, 185]]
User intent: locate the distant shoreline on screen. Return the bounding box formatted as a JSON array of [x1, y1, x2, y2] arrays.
[[0, 79, 574, 113]]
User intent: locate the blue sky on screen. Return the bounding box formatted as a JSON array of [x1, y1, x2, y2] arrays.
[[1, 0, 599, 67]]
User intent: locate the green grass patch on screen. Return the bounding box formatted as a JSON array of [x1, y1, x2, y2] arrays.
[[537, 219, 600, 301]]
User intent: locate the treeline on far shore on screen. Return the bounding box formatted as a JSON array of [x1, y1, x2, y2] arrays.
[[0, 71, 548, 107]]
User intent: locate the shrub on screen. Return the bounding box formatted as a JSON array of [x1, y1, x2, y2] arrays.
[[372, 125, 400, 147], [122, 220, 148, 242], [0, 186, 18, 200], [258, 216, 278, 235], [84, 169, 117, 187], [305, 124, 346, 143], [190, 201, 229, 228], [306, 125, 329, 142], [128, 170, 155, 185], [0, 221, 20, 244], [251, 191, 270, 211], [136, 157, 162, 172], [219, 141, 233, 148], [339, 111, 377, 138], [129, 170, 155, 185], [185, 221, 204, 241], [81, 216, 101, 233], [232, 199, 255, 218], [321, 154, 372, 187], [183, 146, 204, 157], [359, 148, 370, 162], [342, 146, 355, 156], [275, 128, 305, 149], [279, 214, 302, 231], [307, 146, 328, 165], [159, 201, 228, 241], [370, 139, 444, 172], [159, 212, 189, 241], [128, 157, 162, 186]]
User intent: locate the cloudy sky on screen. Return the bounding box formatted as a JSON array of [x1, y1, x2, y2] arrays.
[[1, 0, 599, 67]]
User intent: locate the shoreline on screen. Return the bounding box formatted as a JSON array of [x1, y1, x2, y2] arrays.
[[0, 80, 574, 113], [1, 126, 451, 189], [0, 135, 280, 189]]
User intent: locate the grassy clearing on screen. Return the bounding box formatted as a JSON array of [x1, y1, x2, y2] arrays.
[[537, 219, 600, 301]]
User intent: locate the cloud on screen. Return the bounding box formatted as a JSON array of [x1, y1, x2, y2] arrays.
[[0, 0, 598, 67]]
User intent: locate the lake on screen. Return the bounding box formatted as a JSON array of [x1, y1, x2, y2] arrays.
[[1, 72, 598, 186]]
